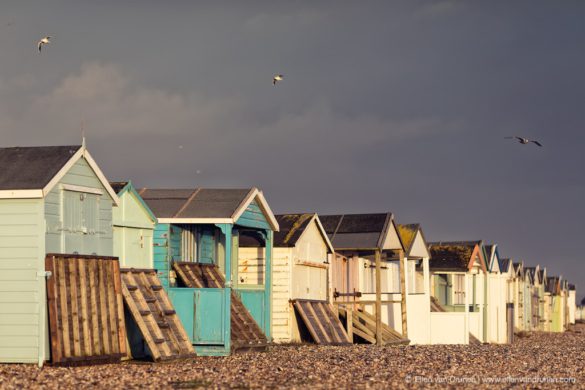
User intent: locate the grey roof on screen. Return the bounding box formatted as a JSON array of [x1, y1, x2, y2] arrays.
[[239, 214, 317, 248], [320, 213, 391, 250], [110, 181, 129, 194], [428, 243, 476, 272], [0, 145, 81, 190], [139, 188, 252, 219], [499, 258, 512, 272]]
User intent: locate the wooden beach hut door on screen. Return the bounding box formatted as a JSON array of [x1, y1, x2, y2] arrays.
[[193, 289, 226, 345]]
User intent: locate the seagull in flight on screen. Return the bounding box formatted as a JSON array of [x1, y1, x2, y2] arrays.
[[37, 36, 51, 52], [273, 74, 283, 85], [505, 136, 542, 147]]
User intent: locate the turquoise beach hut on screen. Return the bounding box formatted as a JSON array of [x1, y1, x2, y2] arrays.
[[138, 187, 278, 356]]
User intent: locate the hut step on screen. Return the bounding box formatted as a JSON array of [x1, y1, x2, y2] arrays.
[[163, 310, 176, 315], [126, 285, 139, 291], [139, 309, 151, 316], [151, 285, 163, 291]]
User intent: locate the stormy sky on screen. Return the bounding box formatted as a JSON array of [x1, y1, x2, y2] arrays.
[[1, 1, 584, 295]]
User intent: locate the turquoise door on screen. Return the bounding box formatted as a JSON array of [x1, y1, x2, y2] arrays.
[[198, 228, 215, 264], [169, 288, 195, 342], [194, 288, 225, 345]]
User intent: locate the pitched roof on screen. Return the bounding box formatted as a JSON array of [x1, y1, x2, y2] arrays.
[[139, 188, 251, 219], [138, 187, 279, 230], [319, 213, 394, 250], [428, 241, 483, 272], [109, 181, 129, 194], [524, 266, 536, 282], [273, 214, 314, 247], [546, 276, 560, 294], [499, 258, 512, 272], [429, 244, 474, 272], [0, 145, 81, 190], [513, 262, 523, 276], [396, 224, 418, 254]]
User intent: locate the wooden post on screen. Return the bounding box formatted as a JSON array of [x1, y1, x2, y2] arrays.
[[375, 248, 383, 345], [346, 305, 353, 341], [398, 249, 408, 338]]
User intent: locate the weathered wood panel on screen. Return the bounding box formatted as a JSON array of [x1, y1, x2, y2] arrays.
[[120, 268, 195, 361], [293, 300, 350, 345], [45, 254, 126, 365]]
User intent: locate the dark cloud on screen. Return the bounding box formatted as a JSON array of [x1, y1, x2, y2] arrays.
[[0, 1, 583, 290]]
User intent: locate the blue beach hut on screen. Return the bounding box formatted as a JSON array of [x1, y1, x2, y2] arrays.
[[138, 187, 278, 355]]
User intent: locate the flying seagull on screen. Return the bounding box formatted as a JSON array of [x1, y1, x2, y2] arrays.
[[37, 36, 51, 52], [505, 136, 542, 147], [273, 74, 283, 85]]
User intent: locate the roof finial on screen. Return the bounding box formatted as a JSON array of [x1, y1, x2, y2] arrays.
[[81, 120, 86, 149]]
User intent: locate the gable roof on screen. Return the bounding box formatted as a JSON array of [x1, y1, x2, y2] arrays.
[[428, 240, 487, 272], [110, 181, 157, 224], [139, 187, 278, 230], [0, 145, 80, 190], [240, 213, 334, 251], [397, 223, 430, 258], [546, 276, 560, 294], [319, 213, 403, 251], [0, 144, 119, 204], [513, 261, 524, 277], [483, 244, 501, 273], [499, 258, 512, 273]]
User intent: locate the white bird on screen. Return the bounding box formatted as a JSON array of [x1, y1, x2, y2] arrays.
[[37, 36, 51, 52], [505, 136, 542, 147], [273, 74, 283, 85]]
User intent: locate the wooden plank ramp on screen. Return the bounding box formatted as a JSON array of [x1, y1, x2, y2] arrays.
[[337, 305, 409, 345], [120, 268, 196, 361], [172, 262, 268, 352], [45, 254, 127, 365], [430, 296, 447, 312], [292, 300, 351, 345]]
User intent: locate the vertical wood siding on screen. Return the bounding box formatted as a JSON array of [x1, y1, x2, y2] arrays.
[[0, 199, 44, 363]]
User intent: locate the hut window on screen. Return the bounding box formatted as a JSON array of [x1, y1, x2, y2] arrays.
[[63, 190, 100, 233], [452, 274, 466, 305], [181, 225, 198, 262]]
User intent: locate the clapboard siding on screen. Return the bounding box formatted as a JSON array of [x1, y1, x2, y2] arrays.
[[238, 247, 266, 285], [45, 157, 113, 256], [271, 248, 291, 342], [0, 198, 44, 363], [236, 201, 271, 230]]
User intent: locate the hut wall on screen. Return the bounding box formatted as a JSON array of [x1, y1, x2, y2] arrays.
[[0, 199, 45, 364], [112, 190, 154, 268], [45, 157, 113, 256], [271, 247, 292, 343], [291, 221, 328, 301]]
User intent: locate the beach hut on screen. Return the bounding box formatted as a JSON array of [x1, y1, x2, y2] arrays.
[[111, 181, 157, 268], [240, 213, 349, 344], [498, 258, 515, 342], [524, 266, 542, 331], [484, 244, 508, 343], [138, 187, 278, 355], [512, 262, 525, 331], [396, 224, 431, 345], [547, 276, 564, 332], [320, 213, 408, 345], [0, 144, 120, 365], [429, 241, 488, 343], [568, 284, 576, 325]]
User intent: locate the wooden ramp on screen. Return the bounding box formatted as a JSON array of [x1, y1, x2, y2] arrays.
[[172, 262, 268, 351], [45, 254, 127, 365], [292, 300, 351, 345], [337, 305, 409, 345], [120, 268, 195, 361], [430, 296, 447, 312]]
